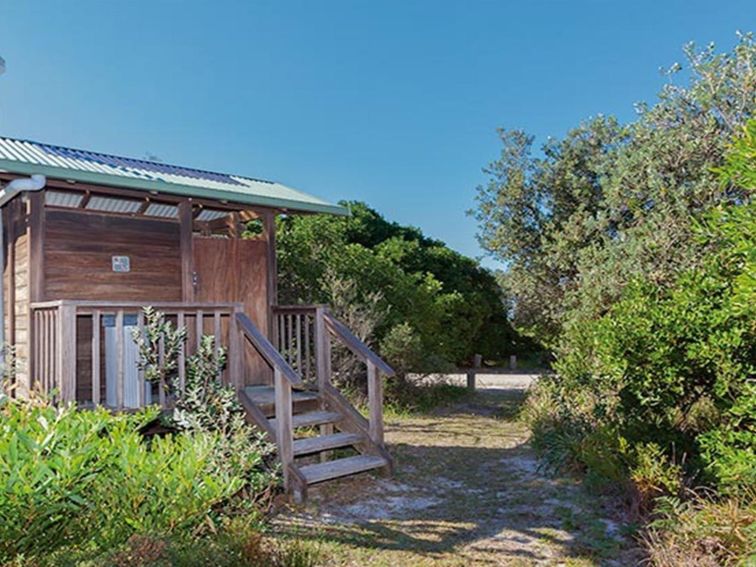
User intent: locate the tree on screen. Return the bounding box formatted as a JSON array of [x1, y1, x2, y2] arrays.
[[473, 34, 755, 346], [277, 202, 524, 371]]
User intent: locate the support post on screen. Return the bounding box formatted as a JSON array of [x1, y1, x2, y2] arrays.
[[367, 360, 384, 446], [229, 307, 244, 390], [314, 306, 331, 390], [57, 303, 77, 403], [263, 211, 278, 340], [467, 353, 481, 391], [274, 367, 293, 493], [179, 200, 194, 302]]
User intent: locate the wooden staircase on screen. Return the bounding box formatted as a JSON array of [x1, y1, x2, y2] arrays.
[[235, 306, 394, 502]]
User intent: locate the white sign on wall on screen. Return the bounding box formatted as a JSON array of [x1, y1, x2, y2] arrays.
[[112, 256, 131, 273]]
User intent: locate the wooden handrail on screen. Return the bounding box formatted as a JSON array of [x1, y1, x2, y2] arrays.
[[272, 304, 325, 314], [31, 300, 240, 312], [322, 312, 395, 376], [235, 312, 304, 387]]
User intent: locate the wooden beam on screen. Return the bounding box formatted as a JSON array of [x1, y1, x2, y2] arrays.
[[5, 204, 16, 345], [263, 210, 278, 339], [178, 200, 194, 302], [28, 192, 45, 303]]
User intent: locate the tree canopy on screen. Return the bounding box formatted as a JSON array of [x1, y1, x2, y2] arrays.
[[277, 202, 525, 370], [472, 34, 756, 346]]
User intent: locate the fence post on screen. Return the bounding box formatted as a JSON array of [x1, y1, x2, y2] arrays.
[[509, 354, 517, 370], [467, 353, 481, 391]]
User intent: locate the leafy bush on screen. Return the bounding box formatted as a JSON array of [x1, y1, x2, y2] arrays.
[[277, 201, 527, 371], [526, 198, 755, 500], [0, 399, 276, 563]]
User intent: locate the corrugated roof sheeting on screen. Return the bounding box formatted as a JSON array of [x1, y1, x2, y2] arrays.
[[86, 195, 142, 214], [0, 137, 347, 215], [196, 209, 228, 222], [45, 190, 84, 208], [144, 202, 178, 218]]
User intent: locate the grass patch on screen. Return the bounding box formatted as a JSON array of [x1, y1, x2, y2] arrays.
[[383, 378, 469, 416], [37, 518, 322, 567]]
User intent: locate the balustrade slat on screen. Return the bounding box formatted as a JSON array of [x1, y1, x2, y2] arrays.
[[177, 311, 186, 392], [304, 314, 311, 381], [295, 314, 302, 374], [196, 310, 204, 350], [287, 314, 293, 365], [115, 310, 124, 409], [137, 310, 146, 407], [158, 334, 166, 406], [92, 310, 101, 406]]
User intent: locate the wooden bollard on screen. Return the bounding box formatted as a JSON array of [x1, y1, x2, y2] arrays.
[[467, 353, 482, 390], [509, 354, 517, 370]]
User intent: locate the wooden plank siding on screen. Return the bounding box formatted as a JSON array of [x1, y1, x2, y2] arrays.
[[0, 184, 279, 400], [43, 210, 183, 302]]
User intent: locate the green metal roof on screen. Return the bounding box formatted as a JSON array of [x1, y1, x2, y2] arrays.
[[0, 136, 348, 215]]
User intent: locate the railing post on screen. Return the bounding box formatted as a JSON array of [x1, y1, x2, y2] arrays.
[[274, 366, 294, 492], [228, 307, 244, 391], [57, 303, 77, 403], [367, 360, 384, 446], [315, 306, 331, 390]]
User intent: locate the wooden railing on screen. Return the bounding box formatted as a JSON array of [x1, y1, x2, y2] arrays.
[[235, 311, 304, 491], [274, 304, 395, 447], [30, 300, 243, 408]]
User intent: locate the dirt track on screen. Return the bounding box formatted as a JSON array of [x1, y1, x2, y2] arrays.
[[275, 385, 641, 566]]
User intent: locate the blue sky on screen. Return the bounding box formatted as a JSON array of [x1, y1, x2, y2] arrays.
[[1, 1, 752, 268]]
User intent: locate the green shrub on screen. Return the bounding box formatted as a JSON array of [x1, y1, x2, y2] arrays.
[[524, 200, 755, 499], [0, 399, 275, 563]]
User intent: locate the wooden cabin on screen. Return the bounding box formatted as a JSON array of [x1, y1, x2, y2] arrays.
[[0, 137, 393, 501]]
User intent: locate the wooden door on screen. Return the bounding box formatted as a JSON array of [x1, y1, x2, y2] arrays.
[[193, 236, 270, 385]]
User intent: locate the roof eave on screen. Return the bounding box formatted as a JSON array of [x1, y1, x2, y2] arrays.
[[0, 159, 350, 216]]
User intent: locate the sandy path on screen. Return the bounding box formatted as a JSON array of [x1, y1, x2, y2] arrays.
[[274, 387, 640, 566]]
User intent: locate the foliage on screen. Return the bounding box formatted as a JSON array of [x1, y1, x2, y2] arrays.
[[132, 306, 186, 386], [526, 198, 755, 497], [43, 519, 322, 567], [0, 399, 276, 564], [277, 201, 526, 371], [473, 34, 755, 346], [134, 310, 279, 498], [642, 491, 756, 567]]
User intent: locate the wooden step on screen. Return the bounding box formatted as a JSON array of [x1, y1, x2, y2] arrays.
[[270, 410, 342, 430], [299, 455, 388, 484], [243, 385, 319, 417], [293, 432, 363, 456]]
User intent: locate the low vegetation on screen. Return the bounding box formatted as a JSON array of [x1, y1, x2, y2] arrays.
[[0, 311, 323, 566]]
